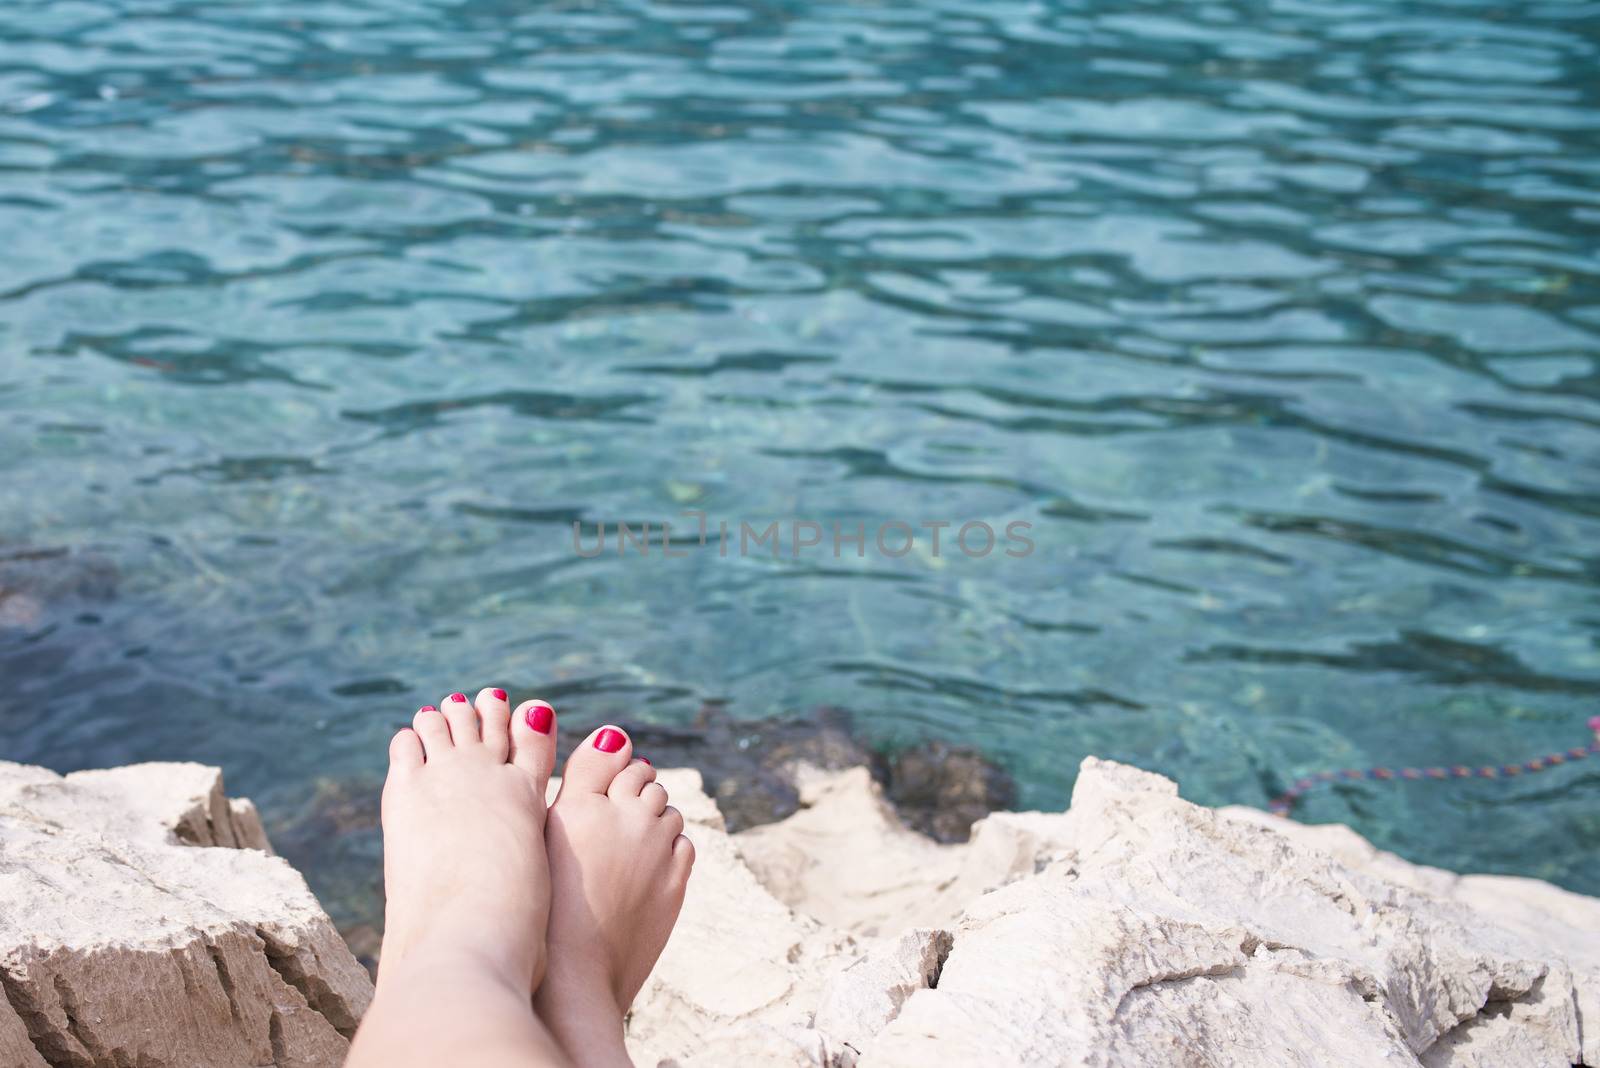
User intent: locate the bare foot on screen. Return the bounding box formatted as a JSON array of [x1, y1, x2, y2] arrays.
[[349, 687, 569, 1068], [535, 724, 695, 1068], [375, 687, 558, 992]]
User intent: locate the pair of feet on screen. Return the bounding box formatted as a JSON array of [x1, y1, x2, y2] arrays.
[[347, 688, 692, 1068]]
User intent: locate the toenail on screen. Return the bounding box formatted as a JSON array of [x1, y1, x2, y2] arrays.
[[449, 693, 467, 703], [595, 728, 625, 753], [491, 688, 507, 702], [525, 704, 553, 734], [420, 705, 437, 713], [639, 757, 651, 766]]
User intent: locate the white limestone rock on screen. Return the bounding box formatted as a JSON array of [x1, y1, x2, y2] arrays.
[[9, 751, 1598, 1068], [0, 760, 373, 1068], [723, 757, 1599, 1068], [813, 928, 952, 1053], [622, 768, 857, 1068]]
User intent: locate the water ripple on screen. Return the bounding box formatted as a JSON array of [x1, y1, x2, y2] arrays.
[[1, 0, 1599, 907]]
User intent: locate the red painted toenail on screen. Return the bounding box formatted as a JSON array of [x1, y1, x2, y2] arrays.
[[491, 688, 507, 702], [525, 704, 553, 734], [449, 693, 467, 703], [419, 706, 437, 713], [595, 728, 625, 753], [639, 757, 651, 766]]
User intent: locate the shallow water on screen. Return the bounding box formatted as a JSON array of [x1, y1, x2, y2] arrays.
[[2, 0, 1599, 911]]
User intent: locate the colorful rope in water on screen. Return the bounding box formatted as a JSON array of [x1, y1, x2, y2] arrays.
[[1269, 715, 1600, 818]]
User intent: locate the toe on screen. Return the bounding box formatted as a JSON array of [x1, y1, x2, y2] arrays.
[[670, 834, 696, 882], [640, 780, 669, 816], [607, 760, 657, 801], [557, 724, 632, 795], [412, 705, 451, 756], [476, 687, 511, 762], [389, 727, 424, 772], [510, 700, 558, 796], [661, 804, 685, 839], [441, 691, 479, 744]]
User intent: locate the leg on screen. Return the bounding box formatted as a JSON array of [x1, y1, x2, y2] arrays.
[[351, 944, 569, 1068], [534, 722, 695, 1068], [347, 688, 569, 1068]]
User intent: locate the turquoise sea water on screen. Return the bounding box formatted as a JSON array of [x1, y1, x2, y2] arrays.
[[1, 0, 1599, 913]]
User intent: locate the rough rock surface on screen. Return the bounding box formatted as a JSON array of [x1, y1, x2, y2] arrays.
[[8, 753, 1598, 1068], [0, 760, 374, 1068], [812, 929, 952, 1047], [631, 757, 1600, 1068]]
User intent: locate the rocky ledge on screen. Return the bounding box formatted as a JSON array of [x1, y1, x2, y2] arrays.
[[0, 762, 373, 1068], [4, 756, 1598, 1068]]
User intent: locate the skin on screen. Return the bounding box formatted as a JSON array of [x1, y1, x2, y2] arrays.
[[539, 724, 696, 1068], [345, 688, 693, 1068]]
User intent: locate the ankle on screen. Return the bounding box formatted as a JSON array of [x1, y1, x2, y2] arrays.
[[379, 935, 531, 1001], [535, 962, 631, 1067]]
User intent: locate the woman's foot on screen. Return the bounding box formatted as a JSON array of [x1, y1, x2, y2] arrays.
[[536, 724, 696, 1068], [374, 687, 559, 992], [349, 687, 571, 1068]]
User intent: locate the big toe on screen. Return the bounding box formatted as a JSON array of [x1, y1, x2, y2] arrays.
[[557, 724, 632, 795]]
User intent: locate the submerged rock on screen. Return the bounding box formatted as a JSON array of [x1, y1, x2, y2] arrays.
[[882, 740, 1017, 843], [0, 760, 373, 1068], [553, 704, 877, 834], [267, 774, 386, 962], [0, 545, 117, 630]]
